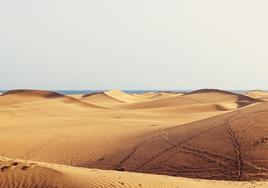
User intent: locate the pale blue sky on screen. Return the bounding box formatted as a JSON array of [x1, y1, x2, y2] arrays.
[[1, 0, 268, 90]]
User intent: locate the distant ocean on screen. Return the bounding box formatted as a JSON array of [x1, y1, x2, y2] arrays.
[[0, 90, 254, 95]]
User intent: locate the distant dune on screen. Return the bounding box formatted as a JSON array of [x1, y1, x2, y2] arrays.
[[121, 89, 258, 109], [183, 89, 259, 107], [1, 89, 64, 98], [0, 88, 266, 187], [246, 90, 268, 101], [81, 91, 125, 106], [0, 89, 64, 106], [104, 90, 150, 103]]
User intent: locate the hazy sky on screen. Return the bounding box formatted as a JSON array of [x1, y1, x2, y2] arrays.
[[1, 0, 268, 90]]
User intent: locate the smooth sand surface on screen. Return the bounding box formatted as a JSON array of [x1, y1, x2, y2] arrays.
[[0, 89, 266, 187], [1, 156, 267, 188], [246, 90, 268, 101]]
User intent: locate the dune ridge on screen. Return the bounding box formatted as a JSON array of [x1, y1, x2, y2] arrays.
[[121, 89, 257, 109], [0, 89, 106, 110], [0, 156, 267, 188], [90, 102, 268, 181], [1, 89, 65, 98], [104, 90, 147, 103], [0, 157, 76, 188], [0, 88, 267, 187], [81, 91, 126, 106], [247, 90, 268, 101]]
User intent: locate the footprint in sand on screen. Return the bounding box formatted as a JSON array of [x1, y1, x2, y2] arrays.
[[21, 164, 36, 171], [1, 165, 10, 172], [21, 166, 29, 171], [11, 161, 18, 166]]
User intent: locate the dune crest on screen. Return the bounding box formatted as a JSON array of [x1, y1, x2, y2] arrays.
[[247, 90, 268, 101], [184, 89, 259, 107], [121, 89, 257, 109], [104, 90, 143, 103], [93, 102, 268, 181], [0, 88, 267, 187], [0, 157, 76, 188], [0, 156, 266, 188], [0, 89, 105, 109], [0, 89, 64, 106], [81, 92, 125, 106], [1, 89, 64, 98]]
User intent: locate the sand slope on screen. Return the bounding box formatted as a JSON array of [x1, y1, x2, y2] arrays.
[[0, 157, 76, 188], [184, 89, 258, 107], [121, 89, 257, 109], [247, 90, 268, 101], [81, 92, 125, 107], [104, 90, 142, 103], [0, 156, 267, 188], [0, 89, 64, 105], [0, 89, 266, 187], [0, 89, 235, 167], [94, 102, 268, 181]]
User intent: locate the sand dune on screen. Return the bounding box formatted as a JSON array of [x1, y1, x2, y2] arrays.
[[0, 89, 236, 167], [0, 89, 266, 187], [144, 102, 238, 113], [0, 89, 100, 106], [131, 91, 181, 100], [184, 89, 259, 107], [0, 90, 105, 117], [81, 90, 182, 108], [131, 92, 159, 98], [80, 90, 162, 108], [120, 95, 203, 109], [0, 157, 77, 188], [121, 89, 257, 109], [247, 90, 268, 101], [81, 92, 125, 106], [0, 90, 61, 106], [0, 156, 267, 188], [2, 89, 65, 98], [94, 102, 268, 181], [104, 90, 150, 103]]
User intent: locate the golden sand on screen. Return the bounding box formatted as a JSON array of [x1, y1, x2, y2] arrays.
[[0, 89, 266, 187]]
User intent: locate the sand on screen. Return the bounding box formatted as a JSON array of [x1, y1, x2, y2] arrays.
[[1, 156, 267, 188], [0, 89, 267, 187], [246, 90, 268, 101]]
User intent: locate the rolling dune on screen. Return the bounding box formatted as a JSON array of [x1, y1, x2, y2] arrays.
[[104, 90, 151, 103], [94, 102, 268, 181], [184, 89, 259, 107], [0, 89, 266, 187], [81, 92, 125, 106], [121, 89, 257, 109], [247, 90, 268, 101], [0, 90, 61, 107]]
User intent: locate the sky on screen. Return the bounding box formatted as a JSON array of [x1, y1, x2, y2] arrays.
[[1, 0, 268, 90]]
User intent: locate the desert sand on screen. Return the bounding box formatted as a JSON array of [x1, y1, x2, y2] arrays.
[[0, 89, 267, 187]]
